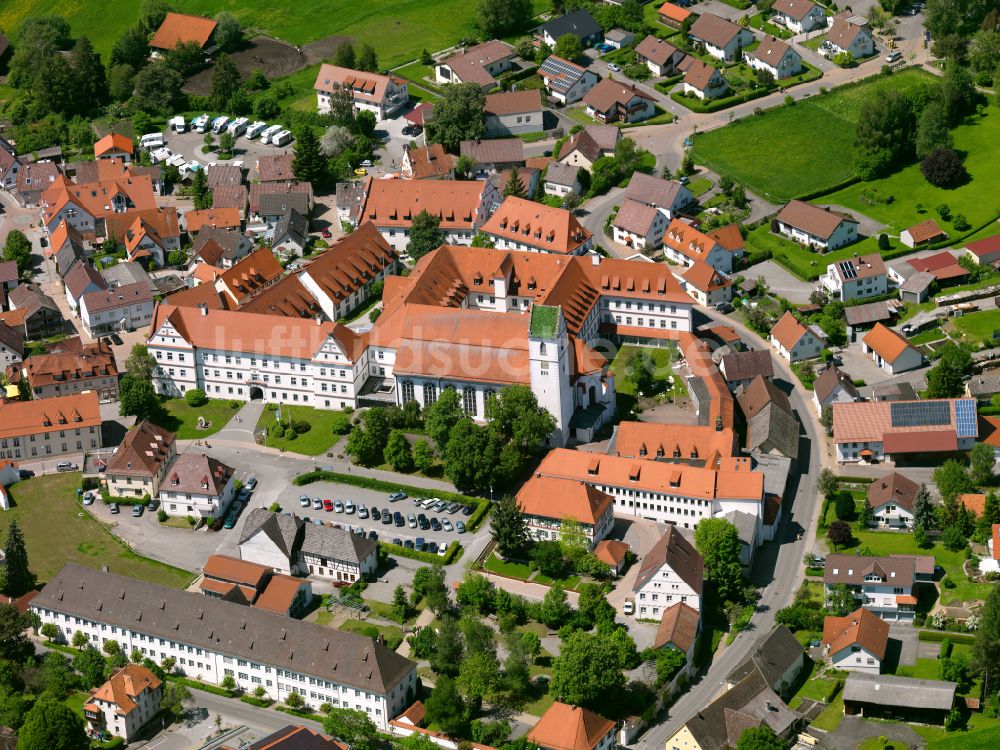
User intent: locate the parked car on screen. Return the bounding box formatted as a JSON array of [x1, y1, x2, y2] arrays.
[[329, 499, 340, 512], [392, 538, 403, 547], [370, 507, 381, 520], [623, 599, 635, 616], [246, 476, 258, 490], [344, 501, 356, 515], [224, 505, 241, 528], [82, 492, 94, 505], [389, 491, 407, 502], [404, 539, 415, 549], [18, 470, 34, 480], [299, 495, 311, 507], [357, 505, 369, 519], [442, 519, 453, 532], [408, 513, 417, 528], [462, 505, 475, 516], [417, 514, 429, 530], [131, 505, 144, 518], [110, 503, 120, 515], [237, 487, 251, 504], [456, 521, 466, 534], [427, 541, 438, 554], [431, 517, 443, 532], [367, 530, 379, 541], [321, 228, 332, 239], [312, 497, 323, 510], [433, 500, 448, 513], [394, 512, 405, 527], [56, 461, 78, 472], [382, 512, 393, 526], [446, 502, 462, 514], [353, 526, 364, 535], [415, 537, 426, 552], [148, 498, 159, 511], [607, 62, 620, 72]]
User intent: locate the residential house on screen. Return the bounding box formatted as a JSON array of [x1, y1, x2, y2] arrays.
[[257, 192, 314, 232], [41, 173, 157, 238], [79, 282, 154, 337], [0, 144, 22, 192], [94, 133, 133, 163], [489, 167, 541, 202], [823, 553, 933, 621], [593, 539, 630, 576], [539, 55, 601, 105], [866, 472, 918, 529], [605, 29, 636, 49], [981, 524, 1000, 574], [200, 555, 271, 604], [843, 673, 957, 724], [102, 260, 154, 292], [435, 40, 515, 89], [822, 253, 888, 301], [272, 208, 309, 259], [82, 664, 161, 743], [538, 10, 604, 47], [680, 57, 730, 99], [187, 230, 252, 273], [32, 564, 418, 724], [3, 284, 64, 339], [118, 208, 182, 267], [769, 310, 826, 362], [612, 199, 669, 251], [900, 219, 947, 249], [0, 391, 103, 461], [609, 421, 738, 464], [726, 624, 805, 697], [632, 525, 704, 619], [557, 125, 621, 169], [159, 452, 236, 518], [222, 726, 347, 750], [313, 65, 409, 121], [583, 79, 656, 124], [964, 233, 1000, 265], [543, 162, 583, 198], [484, 90, 545, 137], [213, 184, 249, 219], [812, 365, 858, 412], [238, 509, 305, 575], [105, 420, 176, 500], [966, 370, 1000, 404], [737, 374, 800, 460], [689, 13, 754, 62], [15, 161, 61, 207], [516, 473, 615, 548], [662, 219, 738, 273], [677, 260, 732, 307], [358, 179, 498, 254], [401, 144, 454, 181], [23, 343, 119, 402], [720, 350, 773, 391], [253, 574, 313, 617], [256, 155, 295, 183], [889, 251, 969, 289], [526, 702, 616, 750], [51, 230, 87, 280], [654, 602, 701, 672], [459, 138, 525, 176], [0, 321, 24, 371], [623, 173, 695, 220], [658, 2, 693, 29], [184, 207, 241, 234], [822, 607, 890, 674], [213, 247, 284, 306], [63, 260, 108, 312], [635, 35, 688, 77], [772, 0, 827, 33], [666, 669, 799, 750], [826, 14, 875, 58], [746, 35, 803, 79], [832, 398, 979, 463], [776, 200, 859, 251], [862, 323, 923, 374], [481, 196, 593, 255], [148, 12, 217, 53]]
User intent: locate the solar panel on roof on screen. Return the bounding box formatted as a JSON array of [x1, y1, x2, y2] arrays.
[[890, 400, 951, 428], [954, 398, 978, 438], [839, 260, 857, 280], [539, 57, 582, 91]]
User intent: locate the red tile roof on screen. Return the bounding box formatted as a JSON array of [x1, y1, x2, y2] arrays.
[[481, 196, 591, 255], [149, 12, 217, 50], [770, 310, 808, 350], [0, 392, 101, 439], [94, 133, 133, 158], [822, 606, 889, 660], [659, 2, 693, 22], [527, 702, 615, 750], [654, 601, 700, 651], [905, 219, 946, 244], [863, 323, 916, 365], [517, 474, 613, 526]]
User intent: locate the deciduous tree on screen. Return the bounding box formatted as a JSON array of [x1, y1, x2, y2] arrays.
[[17, 696, 88, 750], [427, 82, 486, 152], [915, 100, 953, 159], [550, 629, 627, 709], [476, 0, 532, 38], [424, 387, 463, 450], [432, 617, 464, 676], [407, 210, 444, 261], [554, 34, 583, 62], [358, 44, 379, 72], [119, 375, 159, 421], [2, 231, 31, 276], [323, 708, 379, 750], [425, 675, 470, 737], [736, 725, 786, 750], [384, 430, 414, 472], [693, 518, 744, 601], [333, 42, 357, 69], [854, 89, 915, 180], [921, 147, 967, 187], [214, 12, 243, 53]]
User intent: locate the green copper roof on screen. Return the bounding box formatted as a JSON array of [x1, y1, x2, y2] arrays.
[[530, 305, 559, 339]]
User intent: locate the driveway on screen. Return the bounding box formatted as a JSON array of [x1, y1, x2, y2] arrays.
[[819, 715, 925, 750], [743, 259, 815, 303]]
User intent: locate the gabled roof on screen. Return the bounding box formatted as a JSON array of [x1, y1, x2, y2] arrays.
[[681, 58, 724, 91], [480, 196, 591, 255], [633, 525, 704, 593], [843, 672, 957, 711], [863, 323, 917, 364], [313, 65, 402, 105], [302, 522, 379, 564], [770, 310, 814, 350], [681, 260, 731, 294], [737, 374, 792, 420], [727, 624, 803, 688], [527, 702, 615, 750], [240, 508, 305, 558], [149, 12, 217, 50], [904, 219, 946, 244], [612, 421, 737, 464], [965, 233, 1000, 258], [827, 13, 871, 50], [583, 78, 654, 113], [557, 125, 621, 162], [404, 144, 453, 180], [690, 13, 744, 47], [298, 222, 397, 306], [655, 601, 700, 651], [540, 9, 602, 40], [485, 89, 543, 117], [658, 2, 693, 22], [216, 247, 283, 301], [0, 321, 24, 360], [613, 199, 660, 236], [274, 208, 309, 247], [89, 663, 161, 716], [517, 474, 613, 526], [239, 274, 319, 318], [823, 606, 889, 660], [844, 301, 891, 327], [254, 574, 308, 614], [64, 260, 108, 300], [94, 133, 133, 158], [106, 420, 174, 479], [82, 281, 153, 314], [0, 392, 101, 439], [185, 207, 241, 233], [256, 154, 295, 183], [544, 162, 581, 188], [459, 138, 524, 165], [830, 253, 887, 284], [203, 555, 271, 590], [813, 365, 858, 404], [663, 219, 728, 264], [773, 0, 820, 20], [442, 40, 515, 86], [207, 164, 245, 188], [593, 539, 629, 567], [635, 35, 683, 66], [960, 492, 986, 517], [823, 553, 925, 586], [624, 172, 691, 211], [749, 35, 797, 68], [360, 179, 487, 231], [539, 55, 591, 94], [163, 452, 233, 496], [777, 200, 858, 239], [722, 350, 773, 383], [239, 725, 346, 750], [867, 472, 919, 512]]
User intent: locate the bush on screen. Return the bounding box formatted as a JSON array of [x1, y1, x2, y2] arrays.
[[268, 502, 281, 512], [952, 214, 970, 231], [228, 399, 241, 409], [157, 509, 168, 522], [187, 515, 197, 527], [330, 412, 352, 435], [940, 638, 952, 658], [185, 388, 208, 407], [921, 147, 967, 188]]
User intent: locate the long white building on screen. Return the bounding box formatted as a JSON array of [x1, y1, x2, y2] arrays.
[[32, 564, 417, 727]]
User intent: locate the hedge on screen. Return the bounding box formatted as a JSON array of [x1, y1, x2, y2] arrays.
[[671, 87, 770, 114], [825, 679, 843, 704], [240, 695, 274, 708], [95, 738, 125, 750], [166, 674, 234, 698], [275, 704, 318, 720], [467, 500, 492, 532], [293, 470, 477, 506], [837, 476, 876, 484], [917, 630, 976, 645], [380, 540, 462, 565], [940, 638, 953, 659]]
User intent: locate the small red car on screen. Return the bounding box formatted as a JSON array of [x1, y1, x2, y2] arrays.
[[321, 228, 332, 239], [323, 498, 334, 512]]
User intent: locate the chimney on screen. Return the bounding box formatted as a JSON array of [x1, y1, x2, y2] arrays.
[[200, 303, 208, 317], [591, 253, 600, 266]]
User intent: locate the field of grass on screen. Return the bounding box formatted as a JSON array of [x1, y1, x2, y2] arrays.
[[690, 68, 937, 202], [810, 688, 844, 731], [1, 473, 194, 588], [858, 739, 907, 750], [927, 722, 1000, 749], [154, 397, 238, 439], [338, 618, 404, 650], [946, 307, 1000, 346], [483, 554, 533, 579], [0, 0, 548, 69], [255, 405, 343, 455]]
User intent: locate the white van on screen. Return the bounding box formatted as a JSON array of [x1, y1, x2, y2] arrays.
[[150, 147, 173, 164], [271, 130, 294, 147], [180, 161, 204, 180], [169, 115, 187, 133], [259, 125, 282, 145], [192, 114, 211, 133], [139, 132, 164, 150], [227, 117, 249, 137], [211, 116, 230, 135], [245, 121, 267, 139]]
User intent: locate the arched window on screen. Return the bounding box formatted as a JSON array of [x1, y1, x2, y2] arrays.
[[463, 386, 478, 416], [424, 383, 438, 406], [401, 380, 415, 403]]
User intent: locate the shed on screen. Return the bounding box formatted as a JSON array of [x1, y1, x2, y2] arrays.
[[843, 672, 957, 724]]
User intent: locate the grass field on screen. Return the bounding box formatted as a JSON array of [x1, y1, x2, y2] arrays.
[[1, 473, 194, 588], [0, 0, 547, 69], [952, 308, 1000, 346], [927, 722, 1000, 749], [154, 397, 239, 439], [690, 68, 937, 202], [255, 405, 342, 455]]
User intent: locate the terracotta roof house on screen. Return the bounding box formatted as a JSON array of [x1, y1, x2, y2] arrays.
[[612, 199, 669, 252], [689, 13, 754, 62], [769, 310, 826, 362], [401, 144, 453, 180], [83, 663, 162, 742], [14, 160, 61, 207], [654, 601, 701, 657], [212, 184, 249, 217], [557, 125, 621, 169], [901, 219, 947, 248], [720, 350, 774, 389], [746, 35, 802, 79], [867, 472, 919, 529], [832, 397, 978, 463], [484, 89, 545, 137], [119, 208, 182, 267], [677, 260, 732, 307], [184, 207, 241, 234], [0, 391, 103, 461], [516, 474, 614, 548], [94, 133, 133, 162], [149, 12, 217, 51], [481, 196, 593, 255], [435, 40, 515, 89], [633, 525, 704, 618], [776, 200, 859, 251], [611, 421, 738, 465], [24, 341, 119, 403], [862, 323, 923, 375], [593, 539, 630, 576], [256, 154, 294, 183], [201, 554, 272, 604], [893, 250, 970, 286], [253, 573, 313, 617], [313, 65, 408, 121], [538, 55, 601, 105], [965, 233, 1000, 266], [105, 420, 176, 499], [772, 0, 826, 32], [813, 365, 858, 412], [959, 493, 986, 518], [527, 702, 616, 750], [658, 2, 694, 29], [635, 34, 688, 77], [662, 218, 739, 273], [214, 247, 284, 306], [823, 607, 889, 673], [583, 79, 655, 124], [826, 13, 875, 59]]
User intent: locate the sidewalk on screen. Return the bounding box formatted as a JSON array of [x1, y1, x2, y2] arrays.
[[396, 607, 434, 658]]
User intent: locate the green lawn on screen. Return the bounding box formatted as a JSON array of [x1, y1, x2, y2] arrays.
[[338, 618, 404, 650], [687, 177, 713, 198], [690, 68, 938, 202], [1, 473, 194, 588], [950, 308, 1000, 347], [810, 687, 844, 731], [927, 721, 1000, 749], [483, 554, 533, 579], [154, 398, 239, 439], [609, 344, 683, 397], [858, 739, 908, 750], [255, 405, 343, 455], [0, 0, 548, 69]]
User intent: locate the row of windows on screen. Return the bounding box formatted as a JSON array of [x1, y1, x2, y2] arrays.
[[0, 439, 95, 459]]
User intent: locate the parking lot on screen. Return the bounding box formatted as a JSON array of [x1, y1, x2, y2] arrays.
[[149, 120, 296, 178]]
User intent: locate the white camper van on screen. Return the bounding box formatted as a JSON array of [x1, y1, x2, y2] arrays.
[[245, 121, 267, 140], [168, 116, 187, 133], [211, 116, 230, 135], [259, 125, 282, 145], [139, 133, 165, 150], [192, 114, 211, 133], [271, 130, 294, 147], [227, 117, 249, 137]]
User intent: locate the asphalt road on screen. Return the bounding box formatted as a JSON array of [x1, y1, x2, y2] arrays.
[[635, 308, 828, 748]]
